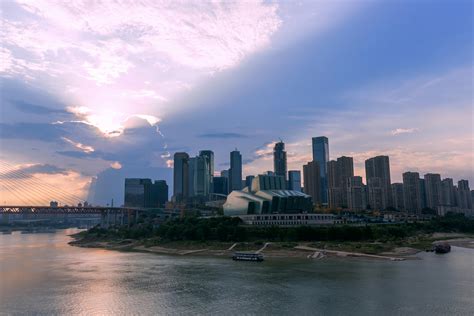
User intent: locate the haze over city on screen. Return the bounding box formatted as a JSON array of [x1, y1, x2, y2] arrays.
[[0, 0, 472, 206]]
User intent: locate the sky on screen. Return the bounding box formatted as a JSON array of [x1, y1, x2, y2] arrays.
[[0, 0, 472, 206]]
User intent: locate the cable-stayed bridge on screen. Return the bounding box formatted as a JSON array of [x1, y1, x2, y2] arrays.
[[0, 161, 170, 227]]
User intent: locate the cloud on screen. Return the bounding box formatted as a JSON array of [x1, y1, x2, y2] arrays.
[[1, 0, 282, 129], [198, 132, 248, 139], [0, 163, 67, 179], [0, 122, 66, 142], [391, 128, 419, 136], [110, 161, 122, 169], [62, 137, 95, 153], [10, 100, 68, 115]]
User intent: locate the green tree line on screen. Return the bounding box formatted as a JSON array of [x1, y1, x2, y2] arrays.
[[86, 213, 474, 243]]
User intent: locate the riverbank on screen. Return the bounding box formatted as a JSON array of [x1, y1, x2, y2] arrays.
[[69, 232, 474, 261]]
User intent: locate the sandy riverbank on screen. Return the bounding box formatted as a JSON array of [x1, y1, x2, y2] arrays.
[[69, 232, 474, 261]]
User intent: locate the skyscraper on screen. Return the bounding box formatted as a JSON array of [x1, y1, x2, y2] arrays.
[[199, 150, 214, 193], [213, 176, 228, 195], [403, 172, 422, 214], [312, 136, 329, 204], [173, 152, 189, 201], [273, 141, 287, 184], [124, 178, 149, 207], [327, 156, 354, 208], [229, 150, 242, 192], [288, 170, 302, 192], [303, 161, 320, 205], [147, 180, 168, 207], [365, 155, 392, 209], [125, 178, 168, 208], [424, 173, 442, 210], [191, 155, 211, 197]]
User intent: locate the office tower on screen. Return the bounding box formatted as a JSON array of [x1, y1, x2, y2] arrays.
[[365, 155, 392, 209], [367, 177, 385, 210], [188, 155, 210, 197], [424, 173, 442, 210], [221, 169, 229, 193], [456, 180, 472, 209], [403, 172, 422, 214], [199, 150, 214, 193], [392, 183, 404, 211], [273, 141, 287, 184], [347, 176, 366, 211], [245, 175, 255, 188], [125, 178, 149, 207], [125, 178, 168, 208], [327, 156, 354, 208], [229, 150, 242, 192], [173, 152, 189, 201], [303, 161, 320, 205], [288, 170, 302, 192], [440, 178, 455, 206], [147, 180, 168, 207], [312, 136, 329, 204], [213, 176, 228, 195]]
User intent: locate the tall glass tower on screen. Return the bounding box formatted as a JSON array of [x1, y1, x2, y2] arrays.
[[312, 136, 329, 204], [273, 141, 287, 183], [229, 150, 242, 192]]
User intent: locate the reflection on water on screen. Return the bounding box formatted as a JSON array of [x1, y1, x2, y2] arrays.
[[0, 229, 473, 315]]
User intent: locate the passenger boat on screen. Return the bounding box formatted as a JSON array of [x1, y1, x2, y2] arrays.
[[232, 252, 264, 262], [434, 243, 451, 254]]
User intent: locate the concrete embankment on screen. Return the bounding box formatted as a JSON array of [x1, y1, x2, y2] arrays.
[[294, 245, 405, 261]]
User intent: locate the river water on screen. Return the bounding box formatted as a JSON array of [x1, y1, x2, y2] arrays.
[[0, 229, 473, 315]]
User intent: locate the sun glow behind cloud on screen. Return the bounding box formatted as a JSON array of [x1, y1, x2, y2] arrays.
[[1, 0, 282, 132]]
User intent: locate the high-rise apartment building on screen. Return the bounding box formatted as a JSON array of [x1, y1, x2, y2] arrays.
[[346, 176, 366, 211], [367, 177, 384, 210], [273, 141, 287, 184], [365, 155, 392, 209], [173, 152, 189, 201], [403, 172, 422, 214], [288, 170, 302, 192], [456, 180, 472, 209], [229, 150, 242, 192], [327, 156, 354, 208], [392, 183, 404, 211], [440, 178, 455, 206], [424, 173, 442, 210], [312, 136, 329, 204], [303, 161, 320, 205]]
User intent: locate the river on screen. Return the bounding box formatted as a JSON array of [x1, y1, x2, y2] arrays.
[[0, 229, 473, 315]]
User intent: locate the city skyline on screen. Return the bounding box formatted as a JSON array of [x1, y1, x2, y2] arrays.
[[0, 0, 473, 205]]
